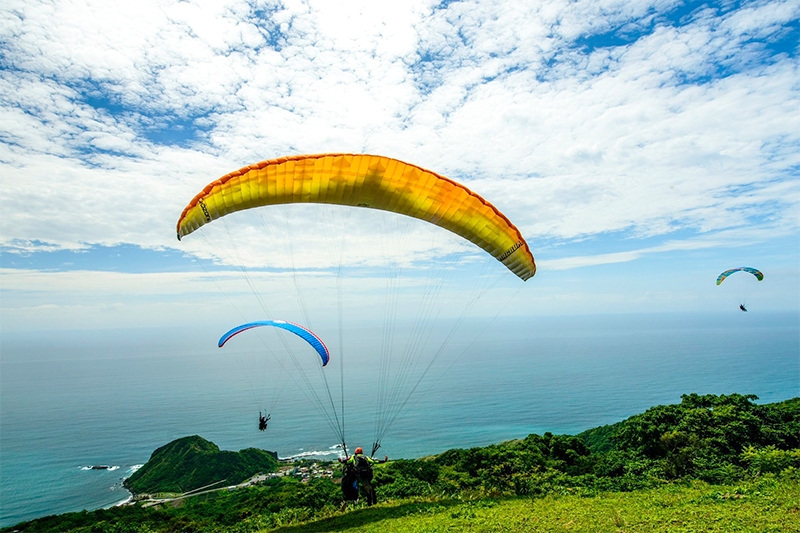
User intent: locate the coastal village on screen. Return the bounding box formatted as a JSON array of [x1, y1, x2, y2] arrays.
[[252, 462, 338, 485]]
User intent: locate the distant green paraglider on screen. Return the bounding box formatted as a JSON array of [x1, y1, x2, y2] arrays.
[[716, 267, 763, 286], [716, 267, 763, 311]]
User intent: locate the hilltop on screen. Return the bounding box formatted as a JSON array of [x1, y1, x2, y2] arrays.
[[4, 393, 799, 532], [124, 435, 279, 495]]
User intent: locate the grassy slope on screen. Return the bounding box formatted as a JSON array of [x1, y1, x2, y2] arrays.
[[272, 475, 800, 533]]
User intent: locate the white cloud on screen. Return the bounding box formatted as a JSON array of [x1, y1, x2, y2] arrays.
[[0, 0, 797, 267]]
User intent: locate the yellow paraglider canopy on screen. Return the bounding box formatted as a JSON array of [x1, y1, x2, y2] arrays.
[[176, 153, 536, 281]]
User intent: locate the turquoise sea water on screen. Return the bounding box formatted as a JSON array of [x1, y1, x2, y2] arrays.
[[1, 311, 798, 527]]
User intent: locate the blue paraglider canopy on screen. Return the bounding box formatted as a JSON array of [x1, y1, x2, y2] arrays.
[[218, 320, 330, 366]]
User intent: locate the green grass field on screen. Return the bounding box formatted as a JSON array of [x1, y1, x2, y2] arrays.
[[272, 474, 800, 532]]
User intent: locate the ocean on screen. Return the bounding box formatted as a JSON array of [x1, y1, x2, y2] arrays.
[[1, 311, 798, 527]]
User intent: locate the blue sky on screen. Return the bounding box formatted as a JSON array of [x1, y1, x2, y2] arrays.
[[1, 0, 798, 334]]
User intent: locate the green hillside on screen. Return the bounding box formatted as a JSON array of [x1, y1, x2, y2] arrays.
[[124, 435, 279, 494], [5, 393, 799, 532]]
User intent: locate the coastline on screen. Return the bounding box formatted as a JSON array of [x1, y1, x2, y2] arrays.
[[109, 493, 134, 509], [107, 464, 143, 510]]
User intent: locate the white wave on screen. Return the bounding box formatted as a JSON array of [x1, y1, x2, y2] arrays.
[[280, 447, 343, 461], [107, 493, 133, 508], [107, 466, 120, 471], [121, 464, 144, 482]]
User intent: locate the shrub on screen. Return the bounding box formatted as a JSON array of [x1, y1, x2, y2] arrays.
[[742, 446, 800, 474]]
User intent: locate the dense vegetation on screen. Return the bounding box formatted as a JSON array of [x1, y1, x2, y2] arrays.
[[373, 393, 799, 499], [5, 393, 798, 532], [124, 435, 279, 494]]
